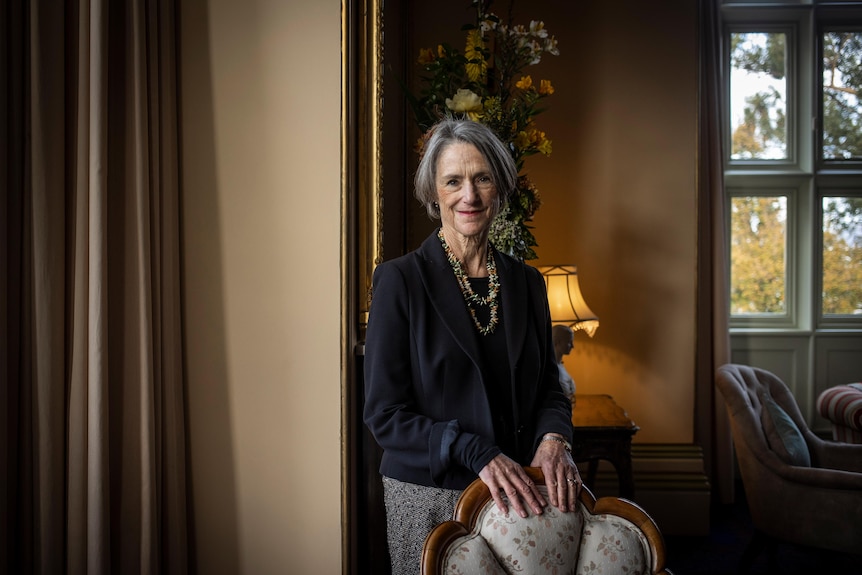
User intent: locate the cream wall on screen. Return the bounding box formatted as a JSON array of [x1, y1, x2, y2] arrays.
[[180, 1, 342, 573], [530, 3, 699, 443]]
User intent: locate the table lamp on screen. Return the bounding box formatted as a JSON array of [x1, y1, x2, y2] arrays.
[[536, 265, 599, 337]]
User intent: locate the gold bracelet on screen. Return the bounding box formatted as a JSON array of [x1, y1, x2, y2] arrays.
[[541, 434, 572, 452]]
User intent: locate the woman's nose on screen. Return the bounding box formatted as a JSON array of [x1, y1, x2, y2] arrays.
[[462, 181, 479, 202]]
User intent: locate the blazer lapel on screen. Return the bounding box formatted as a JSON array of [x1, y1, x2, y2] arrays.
[[415, 232, 485, 372], [495, 249, 528, 376]]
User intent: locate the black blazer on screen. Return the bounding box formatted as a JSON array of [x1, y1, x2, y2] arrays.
[[363, 230, 573, 490]]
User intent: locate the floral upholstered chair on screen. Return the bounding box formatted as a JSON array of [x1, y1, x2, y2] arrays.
[[420, 467, 672, 575]]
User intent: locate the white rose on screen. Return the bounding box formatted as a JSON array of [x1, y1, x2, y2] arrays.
[[445, 89, 482, 113]]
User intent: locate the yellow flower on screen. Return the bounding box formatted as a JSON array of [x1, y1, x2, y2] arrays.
[[464, 30, 487, 83], [514, 131, 532, 150], [515, 75, 533, 91], [538, 79, 555, 95], [417, 47, 436, 65], [530, 129, 545, 144], [537, 137, 553, 156], [437, 44, 446, 58], [445, 89, 483, 116]]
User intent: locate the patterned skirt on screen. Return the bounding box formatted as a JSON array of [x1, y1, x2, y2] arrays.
[[382, 476, 463, 575]]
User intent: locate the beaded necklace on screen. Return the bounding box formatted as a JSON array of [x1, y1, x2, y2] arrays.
[[437, 228, 499, 335]]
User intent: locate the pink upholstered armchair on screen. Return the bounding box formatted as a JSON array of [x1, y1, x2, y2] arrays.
[[420, 467, 672, 575], [716, 364, 862, 570]]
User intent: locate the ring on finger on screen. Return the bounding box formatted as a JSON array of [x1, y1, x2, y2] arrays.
[[566, 477, 578, 485]]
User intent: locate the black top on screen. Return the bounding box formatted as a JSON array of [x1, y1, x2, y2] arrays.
[[468, 276, 517, 458]]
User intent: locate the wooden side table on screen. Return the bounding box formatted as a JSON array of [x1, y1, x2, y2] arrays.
[[570, 394, 639, 499]]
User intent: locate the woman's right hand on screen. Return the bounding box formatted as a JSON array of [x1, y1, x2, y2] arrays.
[[478, 454, 547, 518]]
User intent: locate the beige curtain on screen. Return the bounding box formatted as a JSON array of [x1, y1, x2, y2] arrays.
[[696, 0, 734, 505], [1, 1, 189, 573]]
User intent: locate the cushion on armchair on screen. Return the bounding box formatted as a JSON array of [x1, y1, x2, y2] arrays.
[[460, 497, 584, 573], [577, 512, 654, 573], [761, 396, 811, 467], [816, 383, 862, 444], [436, 529, 507, 574]]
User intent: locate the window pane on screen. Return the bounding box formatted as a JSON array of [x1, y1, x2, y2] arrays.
[[822, 32, 862, 160], [822, 197, 862, 315], [731, 196, 788, 314], [730, 32, 788, 160]]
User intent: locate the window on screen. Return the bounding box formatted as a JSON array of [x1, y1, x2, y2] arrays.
[[730, 194, 789, 315], [730, 31, 789, 161], [724, 2, 862, 331], [822, 31, 862, 161], [821, 195, 862, 315]]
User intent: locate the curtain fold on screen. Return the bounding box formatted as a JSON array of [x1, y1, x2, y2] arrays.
[[696, 0, 734, 505], [2, 1, 188, 573]]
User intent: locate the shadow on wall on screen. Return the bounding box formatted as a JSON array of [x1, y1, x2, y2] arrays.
[[180, 0, 240, 572], [566, 343, 641, 376]]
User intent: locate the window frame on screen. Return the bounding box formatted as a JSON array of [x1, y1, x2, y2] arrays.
[[723, 8, 812, 174], [817, 14, 862, 169], [723, 1, 862, 332], [727, 180, 807, 330], [726, 26, 799, 167], [815, 182, 862, 327]]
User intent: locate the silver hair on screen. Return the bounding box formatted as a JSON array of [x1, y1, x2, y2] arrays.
[[414, 119, 518, 220]]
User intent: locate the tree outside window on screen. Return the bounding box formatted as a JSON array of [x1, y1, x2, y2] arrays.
[[822, 32, 862, 161], [730, 32, 787, 161], [730, 196, 788, 315], [822, 196, 862, 315]]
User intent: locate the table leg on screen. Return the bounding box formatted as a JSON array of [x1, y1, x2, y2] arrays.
[[615, 455, 635, 500]]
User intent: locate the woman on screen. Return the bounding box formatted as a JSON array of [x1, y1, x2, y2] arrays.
[[363, 118, 580, 574]]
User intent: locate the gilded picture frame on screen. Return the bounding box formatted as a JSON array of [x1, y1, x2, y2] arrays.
[[341, 0, 385, 572]]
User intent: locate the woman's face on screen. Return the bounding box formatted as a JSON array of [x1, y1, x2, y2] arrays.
[[435, 142, 498, 241]]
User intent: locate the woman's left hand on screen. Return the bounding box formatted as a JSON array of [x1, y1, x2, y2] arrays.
[[530, 438, 581, 512]]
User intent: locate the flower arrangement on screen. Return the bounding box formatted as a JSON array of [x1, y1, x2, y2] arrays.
[[408, 0, 559, 260]]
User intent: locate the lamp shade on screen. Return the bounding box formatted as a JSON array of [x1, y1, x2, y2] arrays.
[[536, 265, 599, 337]]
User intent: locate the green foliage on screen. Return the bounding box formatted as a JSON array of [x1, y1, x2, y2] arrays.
[[732, 88, 786, 158], [731, 197, 787, 314], [408, 0, 559, 260], [730, 33, 787, 159], [823, 32, 862, 160], [731, 196, 862, 316], [822, 198, 862, 314], [731, 32, 786, 79], [730, 31, 861, 160]]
